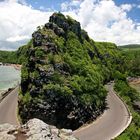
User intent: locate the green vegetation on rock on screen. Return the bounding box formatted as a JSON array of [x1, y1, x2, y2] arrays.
[[18, 12, 125, 130]]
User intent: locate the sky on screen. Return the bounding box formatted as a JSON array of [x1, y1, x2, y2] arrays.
[[0, 0, 140, 50]]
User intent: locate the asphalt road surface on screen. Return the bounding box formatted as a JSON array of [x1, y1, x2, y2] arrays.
[[0, 84, 131, 140], [74, 84, 131, 140], [0, 87, 19, 125]]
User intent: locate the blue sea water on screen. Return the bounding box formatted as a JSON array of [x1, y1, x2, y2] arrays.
[[0, 66, 21, 91]]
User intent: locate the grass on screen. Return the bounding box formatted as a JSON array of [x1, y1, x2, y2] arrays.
[[119, 44, 140, 52], [17, 106, 22, 125], [121, 48, 140, 51], [114, 80, 140, 140]]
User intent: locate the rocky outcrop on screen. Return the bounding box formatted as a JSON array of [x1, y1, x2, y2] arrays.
[[0, 118, 77, 140], [19, 12, 124, 131], [49, 13, 82, 41]]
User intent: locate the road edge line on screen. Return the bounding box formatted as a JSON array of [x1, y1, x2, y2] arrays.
[[111, 84, 132, 139]]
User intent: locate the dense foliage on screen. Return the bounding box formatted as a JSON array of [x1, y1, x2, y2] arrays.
[[18, 12, 125, 129], [115, 46, 140, 139], [114, 79, 140, 140], [121, 47, 140, 76], [0, 45, 29, 64], [0, 50, 17, 64]]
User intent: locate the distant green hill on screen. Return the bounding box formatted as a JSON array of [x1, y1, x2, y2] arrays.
[[117, 44, 140, 76], [0, 50, 17, 64], [0, 45, 29, 64], [119, 44, 140, 50], [121, 48, 140, 76]]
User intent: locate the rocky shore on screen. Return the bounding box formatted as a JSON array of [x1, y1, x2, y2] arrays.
[[0, 118, 77, 140]]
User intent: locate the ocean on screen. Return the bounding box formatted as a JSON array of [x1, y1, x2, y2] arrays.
[[0, 66, 21, 92]]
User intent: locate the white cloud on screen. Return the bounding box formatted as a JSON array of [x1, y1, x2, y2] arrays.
[[6, 35, 30, 42], [0, 0, 52, 50], [61, 2, 69, 11], [61, 0, 81, 11], [121, 4, 133, 11], [0, 0, 140, 50], [39, 6, 45, 10], [62, 0, 140, 45], [138, 5, 140, 8], [0, 0, 27, 5]]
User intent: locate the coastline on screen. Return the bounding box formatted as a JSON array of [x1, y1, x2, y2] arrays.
[[0, 65, 21, 93], [0, 65, 21, 125], [0, 63, 21, 71]]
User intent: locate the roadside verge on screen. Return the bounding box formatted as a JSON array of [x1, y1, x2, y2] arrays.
[[110, 84, 132, 139]]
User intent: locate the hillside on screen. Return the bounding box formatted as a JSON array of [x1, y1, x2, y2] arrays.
[[120, 44, 140, 76], [119, 44, 140, 51], [0, 50, 17, 64], [0, 45, 29, 64], [18, 12, 125, 130], [119, 44, 140, 48]]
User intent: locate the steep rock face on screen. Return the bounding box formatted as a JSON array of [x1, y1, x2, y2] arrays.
[[49, 13, 81, 40], [19, 12, 125, 130], [0, 118, 77, 140]]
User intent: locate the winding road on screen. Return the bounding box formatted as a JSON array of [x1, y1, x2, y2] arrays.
[[0, 87, 19, 125], [0, 84, 132, 140], [74, 84, 132, 140]]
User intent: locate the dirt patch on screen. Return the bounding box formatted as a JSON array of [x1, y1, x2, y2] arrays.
[[128, 78, 140, 92], [129, 78, 140, 84], [130, 80, 140, 85]]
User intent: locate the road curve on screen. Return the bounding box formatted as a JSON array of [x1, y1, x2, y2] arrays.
[[0, 84, 131, 140], [0, 87, 19, 125], [74, 84, 132, 140]]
